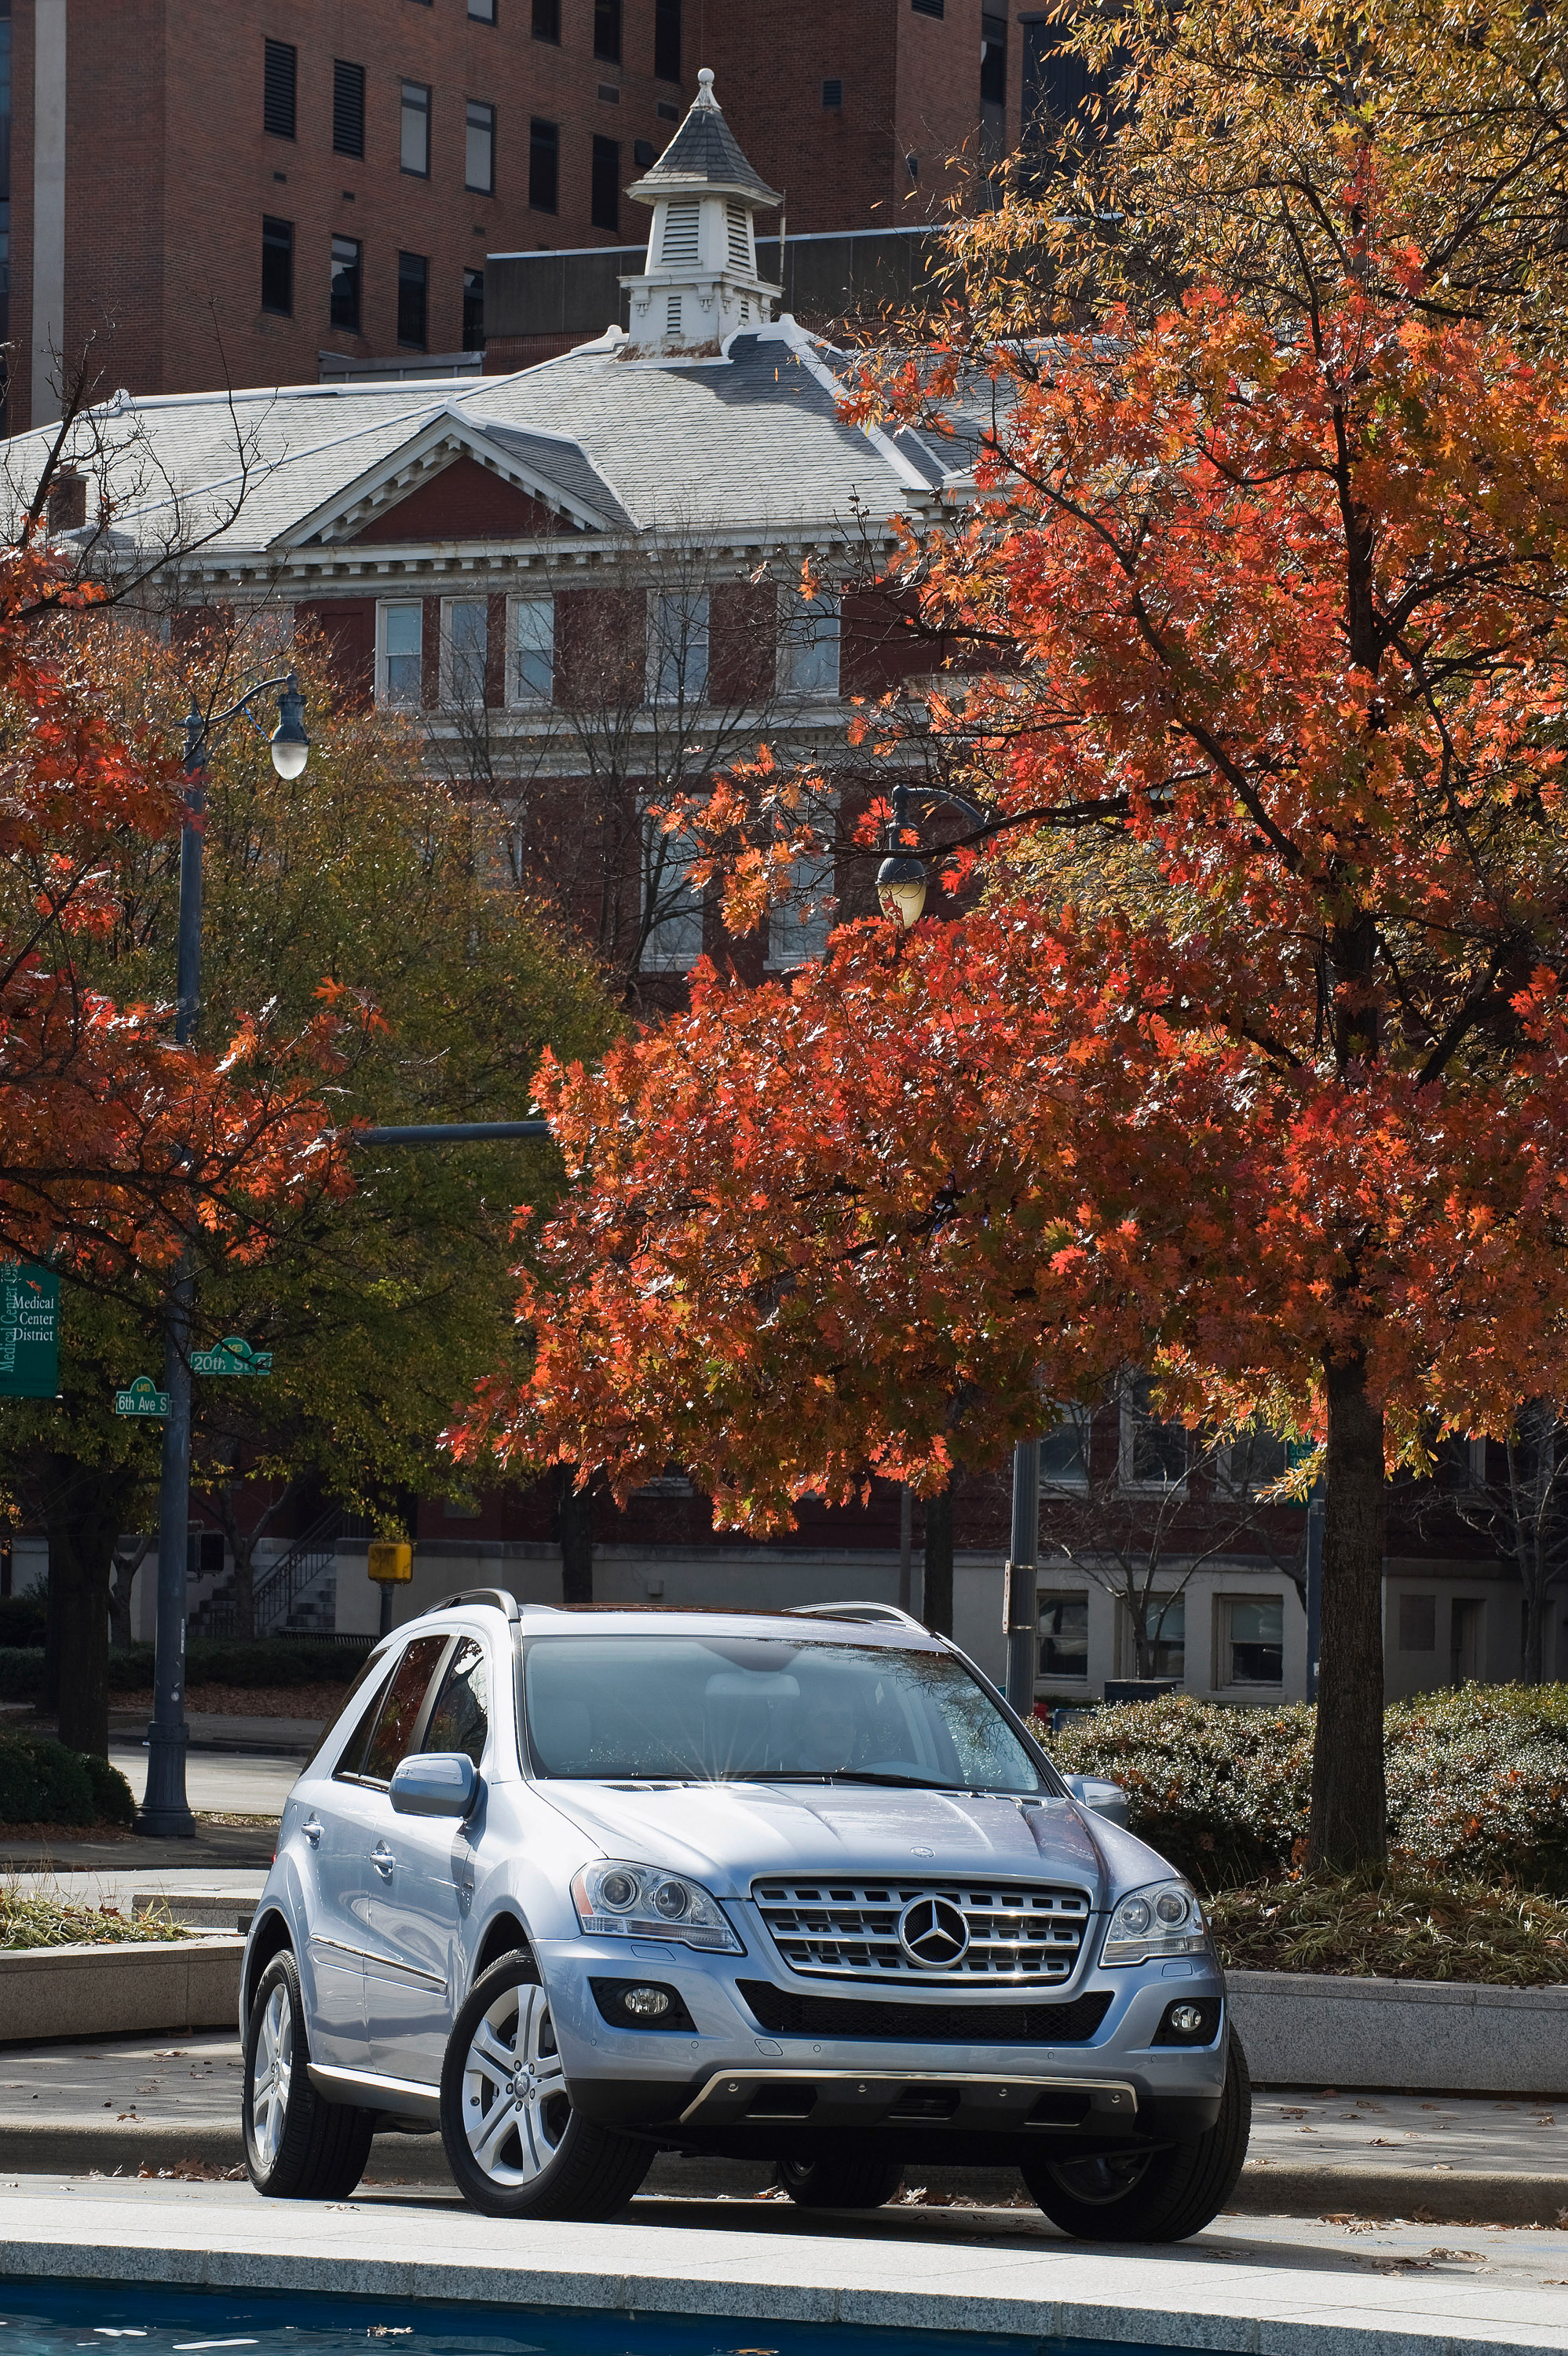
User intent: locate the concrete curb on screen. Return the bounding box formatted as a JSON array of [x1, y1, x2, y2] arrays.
[[0, 1940, 243, 2046], [1228, 1971, 1568, 2095]]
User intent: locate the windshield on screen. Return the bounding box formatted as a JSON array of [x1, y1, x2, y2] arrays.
[[522, 1635, 1055, 1794]]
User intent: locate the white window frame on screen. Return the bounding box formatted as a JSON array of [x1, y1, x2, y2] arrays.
[[1215, 1591, 1286, 1690], [1039, 1403, 1091, 1489], [1036, 1589, 1090, 1685], [641, 814, 706, 971], [647, 589, 709, 707], [1220, 1424, 1292, 1493], [777, 587, 841, 698], [766, 806, 836, 970], [510, 593, 555, 705], [441, 595, 490, 708], [378, 599, 424, 708], [1118, 1376, 1188, 1492]]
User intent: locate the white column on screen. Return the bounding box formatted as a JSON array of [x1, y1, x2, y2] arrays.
[[31, 0, 68, 429]]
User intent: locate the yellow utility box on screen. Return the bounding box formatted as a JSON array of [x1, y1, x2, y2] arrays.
[[367, 1541, 413, 1584]]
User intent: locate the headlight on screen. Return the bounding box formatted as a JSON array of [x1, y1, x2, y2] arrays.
[[1100, 1879, 1208, 1966], [570, 1861, 744, 1954]]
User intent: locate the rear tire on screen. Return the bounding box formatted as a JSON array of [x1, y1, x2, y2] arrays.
[[1021, 2031, 1251, 2243], [440, 1949, 654, 2220], [777, 2154, 905, 2209], [243, 1949, 375, 2201]]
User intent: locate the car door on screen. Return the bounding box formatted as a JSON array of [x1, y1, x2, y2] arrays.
[[364, 1633, 492, 2084], [313, 1632, 452, 2075], [292, 1653, 397, 2071]]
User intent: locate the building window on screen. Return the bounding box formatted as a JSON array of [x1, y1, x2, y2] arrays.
[[777, 588, 840, 696], [462, 266, 485, 350], [1222, 1597, 1284, 1687], [261, 217, 294, 316], [444, 599, 488, 706], [643, 820, 705, 971], [653, 0, 681, 81], [649, 590, 708, 705], [466, 99, 495, 193], [1131, 1596, 1185, 1681], [912, 0, 945, 14], [529, 118, 559, 210], [381, 602, 423, 706], [1398, 1592, 1437, 1652], [401, 81, 431, 177], [981, 13, 1007, 106], [1226, 1424, 1292, 1491], [514, 597, 554, 701], [1120, 1374, 1186, 1488], [470, 0, 497, 17], [333, 60, 366, 157], [1039, 1593, 1089, 1681], [821, 78, 843, 108], [397, 250, 428, 347], [329, 236, 362, 332], [532, 0, 560, 36], [1040, 1406, 1091, 1488], [594, 0, 622, 64], [590, 134, 620, 232], [263, 38, 296, 138], [767, 819, 835, 968]]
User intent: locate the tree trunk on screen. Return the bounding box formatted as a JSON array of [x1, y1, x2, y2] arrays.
[[42, 1553, 63, 1714], [556, 1465, 594, 1608], [1307, 1352, 1387, 1871], [108, 1538, 149, 1649], [923, 1479, 954, 1635], [36, 1455, 137, 1758]]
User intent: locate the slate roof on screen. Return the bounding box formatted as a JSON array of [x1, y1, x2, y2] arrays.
[[627, 82, 783, 209], [0, 324, 957, 569]]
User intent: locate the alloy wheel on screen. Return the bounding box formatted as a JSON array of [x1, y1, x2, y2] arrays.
[[250, 1981, 293, 2171], [1044, 2149, 1155, 2204], [459, 1980, 570, 2186]]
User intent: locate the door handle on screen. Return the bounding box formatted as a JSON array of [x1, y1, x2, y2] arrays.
[[371, 1841, 395, 1879], [302, 1816, 323, 1847]]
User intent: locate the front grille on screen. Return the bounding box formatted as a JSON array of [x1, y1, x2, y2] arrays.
[[738, 1981, 1114, 2045], [751, 1877, 1092, 1982]]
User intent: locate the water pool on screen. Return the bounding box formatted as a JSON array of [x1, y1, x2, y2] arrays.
[[0, 2282, 1150, 2356]]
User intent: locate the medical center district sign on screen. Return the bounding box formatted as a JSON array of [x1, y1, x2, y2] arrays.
[[0, 1264, 60, 1399]]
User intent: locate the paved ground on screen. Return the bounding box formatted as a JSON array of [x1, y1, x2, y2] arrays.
[[107, 1743, 301, 1819], [1, 2171, 1566, 2354]]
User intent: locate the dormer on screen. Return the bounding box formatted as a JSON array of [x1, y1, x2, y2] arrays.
[[621, 68, 783, 356]]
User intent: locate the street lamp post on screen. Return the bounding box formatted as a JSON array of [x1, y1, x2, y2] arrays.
[[136, 675, 311, 1839], [876, 784, 1042, 1722]]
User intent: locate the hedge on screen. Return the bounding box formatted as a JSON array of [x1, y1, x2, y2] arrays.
[[0, 1733, 135, 1826], [0, 1634, 372, 1703], [0, 1595, 46, 1648], [1037, 1684, 1568, 1896]]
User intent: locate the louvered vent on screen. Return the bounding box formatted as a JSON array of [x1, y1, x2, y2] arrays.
[[666, 294, 683, 337], [661, 203, 701, 264], [726, 201, 751, 269], [263, 38, 297, 139], [333, 59, 366, 159]]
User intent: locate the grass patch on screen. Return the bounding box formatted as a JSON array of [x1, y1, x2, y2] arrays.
[[1208, 1869, 1568, 1986], [0, 1890, 191, 1950]]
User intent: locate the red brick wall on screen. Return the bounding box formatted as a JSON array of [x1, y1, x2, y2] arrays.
[[351, 454, 569, 543], [294, 595, 375, 708]]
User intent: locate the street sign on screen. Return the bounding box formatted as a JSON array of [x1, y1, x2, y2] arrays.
[[192, 1335, 273, 1377], [0, 1264, 60, 1399], [115, 1375, 170, 1418], [367, 1542, 412, 1584]]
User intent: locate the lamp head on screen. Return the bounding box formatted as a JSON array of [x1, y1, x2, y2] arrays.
[[875, 852, 927, 928], [269, 673, 309, 779]]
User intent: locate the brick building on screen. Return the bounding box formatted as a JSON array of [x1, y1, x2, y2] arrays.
[[2, 0, 1033, 434]]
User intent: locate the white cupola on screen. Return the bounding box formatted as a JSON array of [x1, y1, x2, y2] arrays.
[[621, 68, 784, 355]]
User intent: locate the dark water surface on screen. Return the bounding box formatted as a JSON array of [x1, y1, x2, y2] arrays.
[[0, 2281, 1160, 2356]]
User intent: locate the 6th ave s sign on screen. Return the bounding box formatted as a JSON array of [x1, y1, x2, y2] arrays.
[[115, 1375, 170, 1418]]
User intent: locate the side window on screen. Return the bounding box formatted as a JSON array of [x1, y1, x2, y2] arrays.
[[333, 1657, 397, 1779], [351, 1635, 450, 1785], [423, 1637, 489, 1767]]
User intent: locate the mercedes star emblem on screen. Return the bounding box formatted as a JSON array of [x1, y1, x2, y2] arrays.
[[897, 1893, 970, 1969]]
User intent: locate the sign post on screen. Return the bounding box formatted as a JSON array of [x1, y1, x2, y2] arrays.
[[0, 1266, 60, 1399]]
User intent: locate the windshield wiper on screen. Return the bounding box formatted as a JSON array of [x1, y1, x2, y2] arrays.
[[738, 1769, 954, 1789]]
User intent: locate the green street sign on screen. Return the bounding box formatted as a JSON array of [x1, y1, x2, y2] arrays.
[[115, 1375, 170, 1418], [192, 1336, 273, 1377], [0, 1264, 60, 1399]]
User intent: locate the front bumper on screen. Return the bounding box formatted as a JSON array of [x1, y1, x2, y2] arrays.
[[535, 1932, 1229, 2159]]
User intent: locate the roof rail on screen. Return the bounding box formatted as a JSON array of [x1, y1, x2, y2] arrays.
[[783, 1601, 930, 1630], [433, 1587, 521, 1621]]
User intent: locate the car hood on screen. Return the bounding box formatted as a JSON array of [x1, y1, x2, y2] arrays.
[[534, 1779, 1110, 1904]]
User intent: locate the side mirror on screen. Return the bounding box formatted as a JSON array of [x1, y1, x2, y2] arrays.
[[389, 1752, 479, 1820], [1063, 1772, 1129, 1827]]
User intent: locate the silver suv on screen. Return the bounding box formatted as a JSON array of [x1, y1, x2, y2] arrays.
[[239, 1593, 1247, 2239]]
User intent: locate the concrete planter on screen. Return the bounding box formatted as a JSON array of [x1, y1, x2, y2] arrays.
[[1229, 1967, 1568, 2094], [0, 1936, 243, 2045]]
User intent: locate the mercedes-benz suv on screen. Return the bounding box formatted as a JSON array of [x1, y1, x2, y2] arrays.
[[239, 1593, 1247, 2239]]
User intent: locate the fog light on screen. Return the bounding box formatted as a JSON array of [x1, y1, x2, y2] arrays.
[[623, 1986, 671, 2018], [1169, 2003, 1204, 2034]]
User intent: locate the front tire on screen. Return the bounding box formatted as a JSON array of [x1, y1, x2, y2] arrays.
[[440, 1950, 654, 2219], [777, 2154, 905, 2209], [243, 1950, 375, 2200], [1022, 2031, 1251, 2243]]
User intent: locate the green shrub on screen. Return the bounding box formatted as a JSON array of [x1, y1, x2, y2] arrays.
[[0, 1893, 191, 1949], [0, 1594, 46, 1648], [0, 1648, 41, 1703], [1037, 1684, 1568, 1896], [107, 1637, 372, 1692], [0, 1732, 133, 1826]]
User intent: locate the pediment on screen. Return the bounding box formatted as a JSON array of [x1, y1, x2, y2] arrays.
[[280, 410, 627, 550]]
